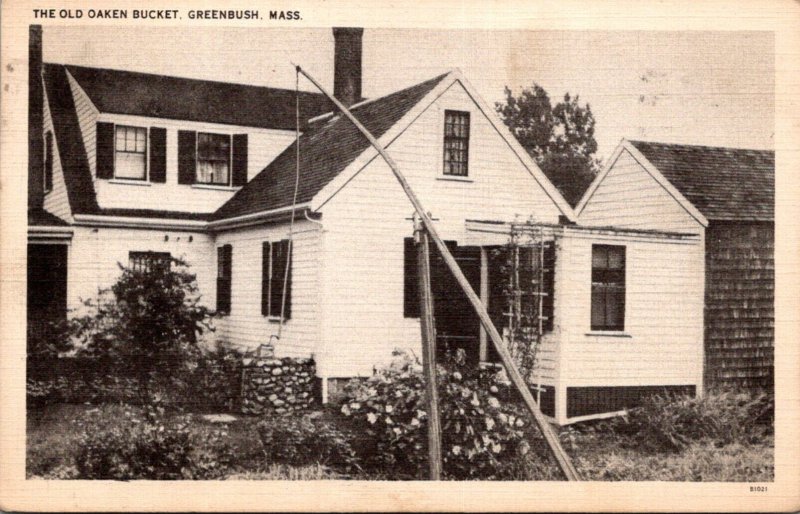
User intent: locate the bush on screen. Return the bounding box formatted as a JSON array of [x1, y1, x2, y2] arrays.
[[339, 350, 537, 480], [609, 390, 774, 453], [256, 413, 358, 472], [74, 405, 233, 479], [180, 343, 243, 412]]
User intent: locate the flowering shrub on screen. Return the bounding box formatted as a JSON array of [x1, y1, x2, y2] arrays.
[[256, 413, 358, 472], [74, 405, 233, 479], [340, 350, 533, 480]]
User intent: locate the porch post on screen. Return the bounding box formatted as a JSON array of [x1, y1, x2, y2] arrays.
[[479, 247, 489, 362]]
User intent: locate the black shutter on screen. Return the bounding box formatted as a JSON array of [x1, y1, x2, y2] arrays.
[[270, 240, 292, 319], [96, 122, 115, 179], [149, 127, 167, 183], [232, 134, 248, 186], [44, 131, 53, 191], [177, 130, 196, 185], [216, 245, 232, 314], [261, 242, 270, 316], [403, 237, 419, 318], [542, 242, 556, 332]]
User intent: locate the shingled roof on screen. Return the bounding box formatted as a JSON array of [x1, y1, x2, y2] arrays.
[[630, 140, 774, 222], [64, 64, 332, 130], [212, 73, 450, 221]]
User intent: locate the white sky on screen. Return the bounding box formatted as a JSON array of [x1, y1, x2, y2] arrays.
[[44, 27, 774, 161]]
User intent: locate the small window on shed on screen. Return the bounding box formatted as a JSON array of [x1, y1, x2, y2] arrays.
[[590, 245, 626, 331]]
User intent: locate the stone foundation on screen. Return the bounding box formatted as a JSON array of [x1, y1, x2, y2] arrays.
[[240, 355, 316, 414]]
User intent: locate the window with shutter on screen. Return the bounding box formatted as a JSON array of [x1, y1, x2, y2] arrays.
[[197, 132, 231, 185], [43, 131, 53, 193], [590, 245, 626, 331], [261, 240, 292, 320], [216, 244, 232, 315], [149, 127, 167, 183], [114, 125, 147, 180]]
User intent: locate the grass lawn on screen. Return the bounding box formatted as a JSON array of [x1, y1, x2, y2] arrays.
[[26, 403, 774, 481]]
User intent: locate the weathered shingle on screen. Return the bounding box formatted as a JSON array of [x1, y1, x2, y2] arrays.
[[64, 64, 332, 130], [630, 140, 774, 221], [212, 73, 450, 221]]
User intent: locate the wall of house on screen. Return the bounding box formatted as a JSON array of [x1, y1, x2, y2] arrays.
[[579, 149, 703, 233], [65, 69, 297, 214], [554, 230, 705, 423], [316, 80, 566, 378], [41, 82, 72, 222], [212, 220, 323, 358], [704, 221, 774, 392], [66, 224, 216, 317]]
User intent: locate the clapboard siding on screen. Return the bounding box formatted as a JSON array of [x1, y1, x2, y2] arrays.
[[213, 220, 322, 358], [66, 226, 216, 320], [41, 81, 72, 221], [580, 150, 702, 233], [317, 81, 565, 378], [556, 234, 704, 400], [66, 70, 98, 181], [705, 222, 774, 391]]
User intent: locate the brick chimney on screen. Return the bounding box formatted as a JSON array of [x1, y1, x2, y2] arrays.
[[28, 25, 44, 210], [333, 27, 363, 107]]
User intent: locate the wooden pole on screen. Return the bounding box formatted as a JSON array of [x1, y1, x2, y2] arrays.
[[295, 65, 580, 481], [416, 221, 443, 480]]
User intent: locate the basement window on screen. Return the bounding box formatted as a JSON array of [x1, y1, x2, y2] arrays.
[[443, 110, 470, 177], [129, 251, 171, 272], [115, 125, 147, 180], [590, 245, 626, 331]]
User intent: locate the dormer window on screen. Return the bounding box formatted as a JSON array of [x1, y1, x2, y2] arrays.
[[114, 125, 147, 180], [443, 110, 470, 177], [196, 133, 231, 185]]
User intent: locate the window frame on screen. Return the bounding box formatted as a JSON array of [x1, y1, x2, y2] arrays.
[[128, 251, 171, 272], [262, 239, 292, 320], [590, 244, 626, 332], [196, 132, 232, 186], [113, 125, 149, 181], [442, 110, 471, 177]]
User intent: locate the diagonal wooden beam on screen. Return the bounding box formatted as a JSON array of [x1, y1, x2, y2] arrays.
[[295, 65, 580, 481]]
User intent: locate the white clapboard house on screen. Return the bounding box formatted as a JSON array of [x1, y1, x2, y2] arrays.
[[27, 27, 705, 424]]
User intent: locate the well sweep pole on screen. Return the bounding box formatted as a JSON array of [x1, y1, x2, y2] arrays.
[[295, 65, 579, 481]]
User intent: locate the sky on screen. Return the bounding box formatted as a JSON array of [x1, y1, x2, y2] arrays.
[[43, 27, 774, 161]]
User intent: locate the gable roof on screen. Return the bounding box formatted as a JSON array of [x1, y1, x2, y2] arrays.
[[64, 64, 332, 130], [43, 63, 100, 215], [629, 140, 774, 222], [212, 73, 450, 221]]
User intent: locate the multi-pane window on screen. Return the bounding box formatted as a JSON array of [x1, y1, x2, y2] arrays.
[[591, 245, 626, 331], [197, 133, 231, 185], [129, 251, 171, 272], [443, 110, 470, 176], [262, 240, 292, 319], [115, 125, 147, 180], [217, 245, 232, 314]]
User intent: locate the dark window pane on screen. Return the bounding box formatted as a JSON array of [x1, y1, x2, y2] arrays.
[[443, 110, 470, 176], [590, 245, 626, 330]]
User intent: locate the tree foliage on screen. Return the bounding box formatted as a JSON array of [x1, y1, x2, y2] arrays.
[[70, 258, 212, 401], [496, 84, 600, 206]]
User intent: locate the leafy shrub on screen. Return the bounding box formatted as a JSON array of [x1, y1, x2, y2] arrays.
[[339, 350, 536, 480], [609, 390, 774, 453], [74, 405, 232, 479], [256, 413, 358, 472], [180, 343, 243, 412]]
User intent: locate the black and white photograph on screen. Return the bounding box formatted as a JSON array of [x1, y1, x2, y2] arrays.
[[2, 1, 799, 511]]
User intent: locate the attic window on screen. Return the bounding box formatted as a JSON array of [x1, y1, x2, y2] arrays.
[[197, 133, 231, 185], [115, 125, 147, 180], [443, 110, 470, 177]]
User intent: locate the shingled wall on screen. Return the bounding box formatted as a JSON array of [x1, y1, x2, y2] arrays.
[[704, 221, 774, 392]]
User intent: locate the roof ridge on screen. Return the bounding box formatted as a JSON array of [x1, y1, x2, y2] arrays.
[[628, 139, 774, 155], [51, 62, 327, 97]]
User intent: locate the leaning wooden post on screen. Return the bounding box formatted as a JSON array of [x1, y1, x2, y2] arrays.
[[415, 216, 443, 480], [295, 65, 579, 481]]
